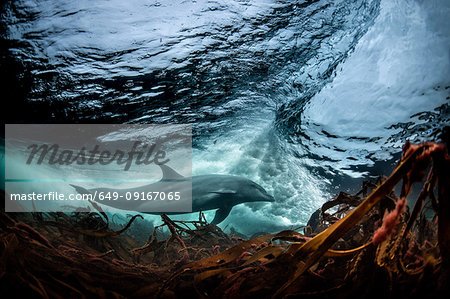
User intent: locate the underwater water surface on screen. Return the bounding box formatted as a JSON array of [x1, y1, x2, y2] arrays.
[[1, 0, 449, 235]]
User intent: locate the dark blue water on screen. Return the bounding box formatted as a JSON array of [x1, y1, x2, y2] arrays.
[[1, 0, 449, 235]]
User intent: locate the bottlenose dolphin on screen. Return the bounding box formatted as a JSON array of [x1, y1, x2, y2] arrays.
[[70, 165, 274, 224]]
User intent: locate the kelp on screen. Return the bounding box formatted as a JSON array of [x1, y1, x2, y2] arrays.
[[0, 142, 449, 298], [165, 142, 449, 298], [131, 212, 238, 266], [0, 202, 241, 298], [0, 211, 167, 298]]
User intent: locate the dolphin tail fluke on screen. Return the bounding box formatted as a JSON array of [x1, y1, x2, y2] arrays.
[[70, 184, 92, 195], [211, 206, 232, 225]]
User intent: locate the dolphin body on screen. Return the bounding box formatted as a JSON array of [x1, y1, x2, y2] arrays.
[[70, 165, 274, 224]]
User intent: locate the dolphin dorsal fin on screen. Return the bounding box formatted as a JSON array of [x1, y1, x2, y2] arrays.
[[159, 164, 185, 180]]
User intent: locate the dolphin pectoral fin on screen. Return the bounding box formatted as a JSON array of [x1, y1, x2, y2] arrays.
[[211, 206, 232, 225], [70, 184, 92, 195], [159, 164, 185, 180]]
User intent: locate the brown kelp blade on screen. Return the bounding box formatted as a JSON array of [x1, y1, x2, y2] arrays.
[[274, 143, 427, 298], [402, 171, 436, 239], [184, 230, 304, 271]]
